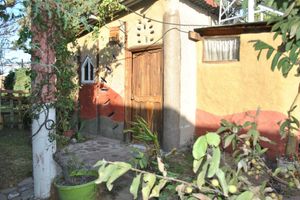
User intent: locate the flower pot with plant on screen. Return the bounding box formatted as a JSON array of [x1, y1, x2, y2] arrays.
[[53, 155, 98, 200]]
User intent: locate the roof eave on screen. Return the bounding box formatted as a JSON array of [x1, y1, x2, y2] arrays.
[[194, 22, 272, 36]]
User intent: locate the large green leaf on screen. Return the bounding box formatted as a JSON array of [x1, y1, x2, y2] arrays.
[[95, 164, 117, 184], [236, 191, 254, 200], [142, 173, 156, 200], [106, 162, 131, 191], [130, 174, 141, 199], [206, 132, 221, 147], [193, 136, 207, 160], [207, 147, 221, 178]]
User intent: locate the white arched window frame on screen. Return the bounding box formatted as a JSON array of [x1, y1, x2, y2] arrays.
[[81, 56, 95, 84]]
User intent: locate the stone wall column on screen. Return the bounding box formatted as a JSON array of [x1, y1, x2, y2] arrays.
[[162, 0, 181, 151]]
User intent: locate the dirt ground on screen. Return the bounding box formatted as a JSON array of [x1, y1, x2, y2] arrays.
[[0, 128, 32, 189]]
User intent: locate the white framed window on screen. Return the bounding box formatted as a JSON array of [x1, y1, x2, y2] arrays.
[[203, 37, 240, 62], [81, 56, 95, 84]]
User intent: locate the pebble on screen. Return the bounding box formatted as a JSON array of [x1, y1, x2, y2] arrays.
[[7, 191, 19, 200]]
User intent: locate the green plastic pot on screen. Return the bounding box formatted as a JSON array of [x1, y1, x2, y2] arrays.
[[54, 178, 97, 200]]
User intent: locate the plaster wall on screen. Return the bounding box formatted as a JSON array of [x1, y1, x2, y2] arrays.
[[77, 0, 166, 99], [178, 0, 214, 146], [76, 0, 167, 138], [196, 32, 300, 157]]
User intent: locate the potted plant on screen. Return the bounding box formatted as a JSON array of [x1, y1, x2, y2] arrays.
[[53, 155, 98, 200], [62, 121, 75, 138]]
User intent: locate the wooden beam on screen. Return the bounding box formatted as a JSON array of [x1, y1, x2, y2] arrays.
[[194, 22, 272, 37], [188, 31, 202, 41]]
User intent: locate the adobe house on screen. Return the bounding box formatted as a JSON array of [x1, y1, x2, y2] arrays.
[[192, 22, 300, 157], [74, 0, 218, 150]]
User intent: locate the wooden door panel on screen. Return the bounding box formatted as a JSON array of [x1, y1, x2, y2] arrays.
[[131, 48, 163, 136]]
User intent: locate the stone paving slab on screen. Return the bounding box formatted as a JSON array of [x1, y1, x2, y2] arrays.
[[56, 136, 133, 168], [0, 177, 33, 200]]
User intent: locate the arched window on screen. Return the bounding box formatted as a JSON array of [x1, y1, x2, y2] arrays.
[[81, 56, 94, 83]]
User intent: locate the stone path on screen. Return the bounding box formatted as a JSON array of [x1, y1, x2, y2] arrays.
[[0, 177, 33, 200], [0, 136, 136, 200], [56, 136, 133, 167]]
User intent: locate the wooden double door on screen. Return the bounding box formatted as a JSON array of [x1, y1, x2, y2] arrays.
[[129, 47, 163, 137]]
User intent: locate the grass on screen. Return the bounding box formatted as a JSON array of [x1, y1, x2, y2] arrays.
[[0, 129, 32, 189]]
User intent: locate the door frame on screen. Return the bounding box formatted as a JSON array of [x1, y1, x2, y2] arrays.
[[124, 44, 163, 141]]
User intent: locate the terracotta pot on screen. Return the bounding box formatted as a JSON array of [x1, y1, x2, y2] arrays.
[[64, 130, 75, 138]]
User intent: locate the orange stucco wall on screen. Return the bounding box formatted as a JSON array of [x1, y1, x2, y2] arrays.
[[196, 32, 300, 158], [79, 83, 124, 122]]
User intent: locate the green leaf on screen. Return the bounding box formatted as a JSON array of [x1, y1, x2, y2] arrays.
[[286, 40, 294, 51], [283, 2, 295, 17], [236, 191, 254, 200], [94, 159, 106, 167], [259, 136, 272, 143], [254, 40, 272, 50], [157, 157, 167, 177], [193, 157, 204, 173], [271, 21, 284, 32], [216, 126, 228, 134], [197, 161, 209, 189], [296, 26, 300, 40], [266, 48, 274, 59], [149, 179, 168, 198], [95, 164, 117, 184], [130, 174, 141, 199], [224, 134, 235, 148], [248, 129, 259, 146], [207, 147, 221, 178], [273, 32, 279, 40], [142, 173, 156, 200], [237, 160, 248, 173], [193, 136, 207, 160], [257, 50, 263, 60], [206, 132, 221, 147], [216, 169, 228, 197], [291, 116, 300, 128], [260, 148, 268, 154], [106, 162, 131, 191], [243, 121, 252, 128], [271, 52, 282, 71], [289, 45, 299, 64]]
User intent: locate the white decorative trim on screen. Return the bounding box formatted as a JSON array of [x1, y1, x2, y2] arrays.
[[81, 56, 95, 84]]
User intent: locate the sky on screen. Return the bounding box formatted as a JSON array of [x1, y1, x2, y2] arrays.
[[1, 1, 30, 75]]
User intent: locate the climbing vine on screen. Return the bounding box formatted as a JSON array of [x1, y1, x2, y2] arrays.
[[16, 0, 125, 135]]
